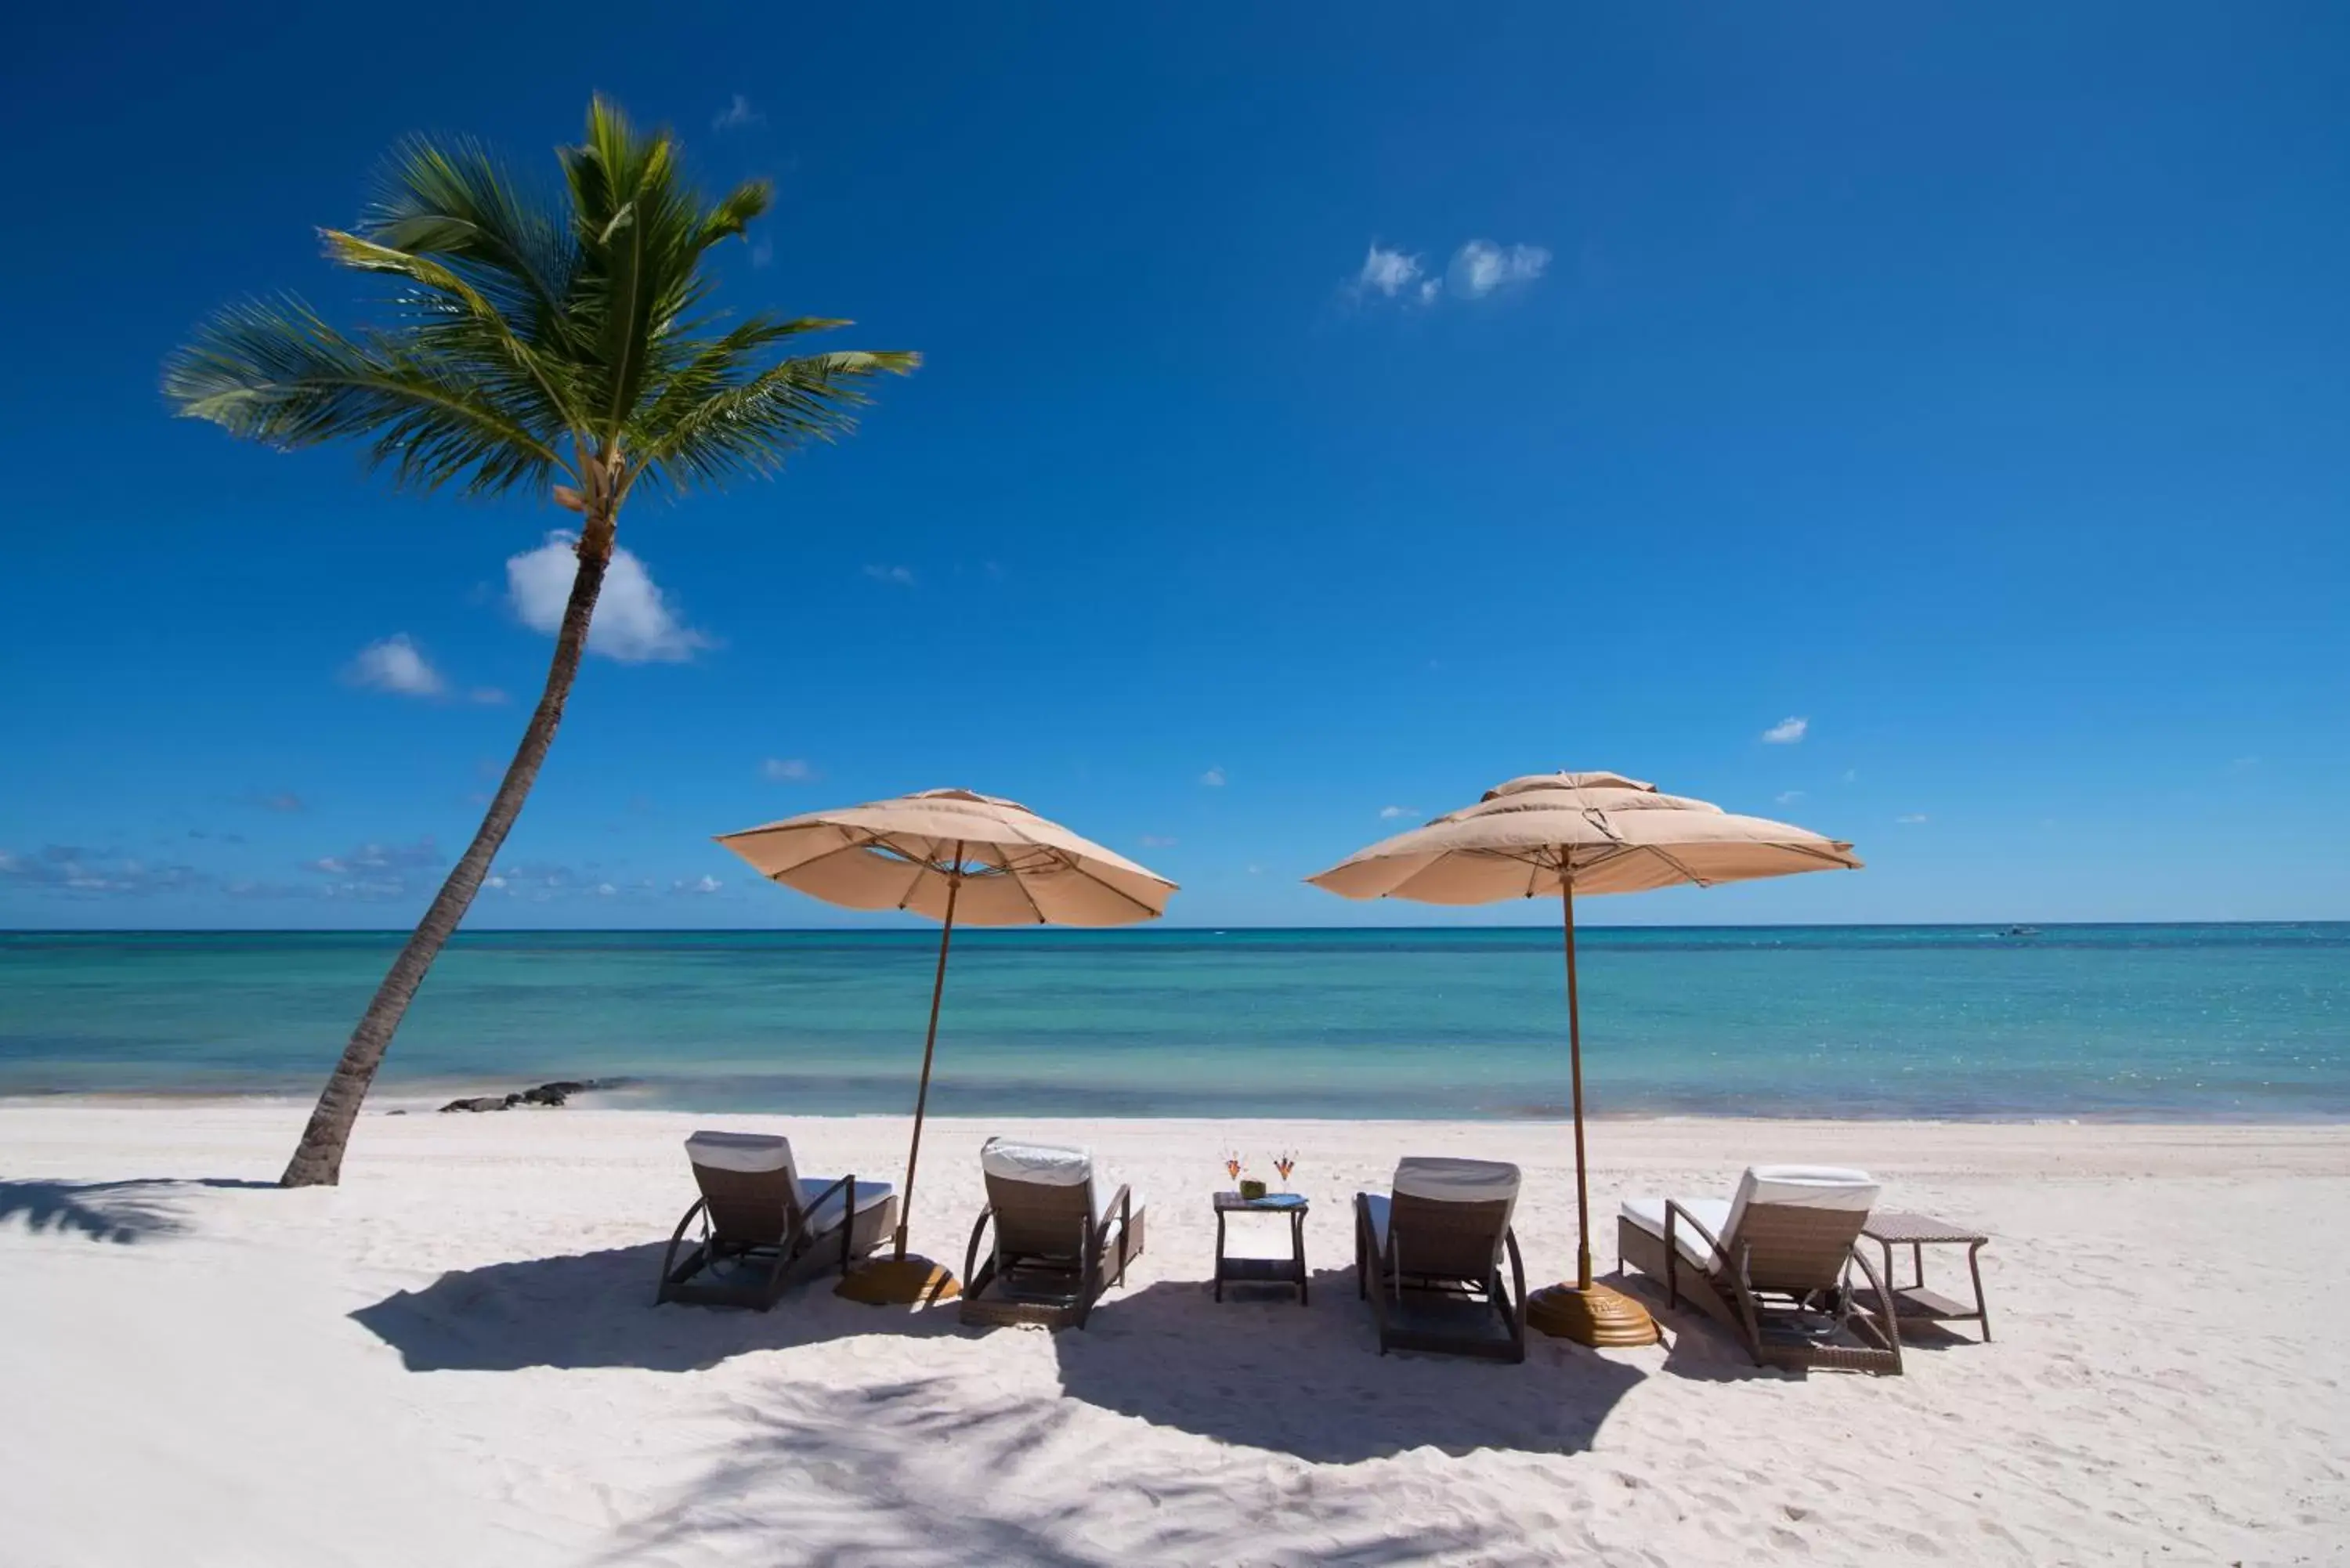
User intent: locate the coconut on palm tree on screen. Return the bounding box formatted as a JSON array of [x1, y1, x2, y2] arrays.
[[164, 97, 917, 1187]]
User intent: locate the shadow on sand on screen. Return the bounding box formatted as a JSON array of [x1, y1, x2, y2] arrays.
[[603, 1371, 1529, 1568], [350, 1242, 963, 1372], [1048, 1266, 1646, 1461], [0, 1177, 273, 1244]]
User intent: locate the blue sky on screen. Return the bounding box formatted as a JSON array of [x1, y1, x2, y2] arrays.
[[2, 2, 2345, 929]]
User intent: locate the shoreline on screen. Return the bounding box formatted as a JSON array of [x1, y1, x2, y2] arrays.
[[9, 1087, 2350, 1126]]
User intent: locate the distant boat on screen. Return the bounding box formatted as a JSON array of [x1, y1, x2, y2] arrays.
[[2002, 925, 2042, 938]]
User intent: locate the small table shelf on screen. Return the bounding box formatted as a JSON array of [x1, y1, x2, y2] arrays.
[[1213, 1191, 1309, 1304], [1860, 1211, 1993, 1342]]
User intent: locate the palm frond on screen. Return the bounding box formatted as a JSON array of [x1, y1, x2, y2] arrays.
[[693, 179, 773, 257], [562, 95, 703, 441], [360, 136, 578, 348], [163, 298, 564, 494], [320, 229, 588, 439], [634, 348, 920, 491]]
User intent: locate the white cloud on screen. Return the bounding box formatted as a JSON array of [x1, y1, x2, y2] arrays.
[[1379, 805, 1419, 820], [305, 839, 442, 878], [595, 882, 616, 897], [1199, 766, 1226, 788], [1760, 716, 1810, 745], [1349, 238, 1549, 307], [762, 757, 816, 782], [1842, 769, 1859, 784], [1352, 244, 1424, 299], [673, 874, 724, 895], [1896, 813, 1929, 825], [862, 564, 916, 587], [0, 845, 209, 896], [1138, 834, 1177, 848], [508, 532, 710, 663], [346, 634, 445, 698], [711, 94, 762, 132], [1448, 240, 1550, 298], [469, 688, 506, 706], [1775, 790, 1806, 804], [1246, 863, 1264, 876], [750, 237, 774, 269]]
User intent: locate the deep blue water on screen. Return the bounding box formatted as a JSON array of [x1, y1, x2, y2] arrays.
[[2, 923, 2344, 1118]]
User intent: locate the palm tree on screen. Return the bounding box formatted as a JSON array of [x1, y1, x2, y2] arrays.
[[164, 97, 917, 1187]]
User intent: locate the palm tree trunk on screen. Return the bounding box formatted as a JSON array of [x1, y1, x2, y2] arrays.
[[279, 518, 616, 1187]]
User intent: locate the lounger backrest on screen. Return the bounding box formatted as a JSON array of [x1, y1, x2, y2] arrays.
[[1720, 1165, 1877, 1288], [980, 1137, 1095, 1260], [1387, 1157, 1521, 1278], [685, 1131, 803, 1245]]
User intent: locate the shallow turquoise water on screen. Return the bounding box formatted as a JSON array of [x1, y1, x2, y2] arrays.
[[2, 924, 2343, 1118]]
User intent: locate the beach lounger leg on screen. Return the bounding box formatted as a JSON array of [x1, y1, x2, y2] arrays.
[[1969, 1240, 1992, 1342]]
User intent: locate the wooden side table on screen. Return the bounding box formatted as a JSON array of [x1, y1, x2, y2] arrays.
[[1213, 1191, 1309, 1304], [1860, 1211, 1992, 1341]]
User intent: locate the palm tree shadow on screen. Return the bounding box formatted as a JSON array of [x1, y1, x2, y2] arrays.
[[604, 1372, 1519, 1567], [1044, 1267, 1646, 1461], [0, 1177, 272, 1244], [351, 1243, 963, 1373]]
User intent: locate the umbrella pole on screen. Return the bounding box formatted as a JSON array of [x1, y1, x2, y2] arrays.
[[836, 849, 964, 1306], [1564, 878, 1592, 1291], [1525, 858, 1661, 1346], [893, 867, 958, 1260]]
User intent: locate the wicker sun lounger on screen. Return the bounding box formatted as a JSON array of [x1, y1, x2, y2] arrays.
[[1354, 1157, 1528, 1362], [959, 1137, 1146, 1330], [1618, 1164, 1903, 1375], [655, 1131, 898, 1310]]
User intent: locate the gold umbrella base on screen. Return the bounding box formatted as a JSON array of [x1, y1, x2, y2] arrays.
[[1528, 1281, 1660, 1346], [833, 1255, 960, 1306]]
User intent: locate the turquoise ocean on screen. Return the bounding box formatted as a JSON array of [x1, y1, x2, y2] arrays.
[[2, 924, 2344, 1119]]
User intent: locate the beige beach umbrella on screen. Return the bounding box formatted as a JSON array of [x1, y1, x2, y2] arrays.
[[716, 788, 1177, 1304], [1307, 771, 1862, 1346]]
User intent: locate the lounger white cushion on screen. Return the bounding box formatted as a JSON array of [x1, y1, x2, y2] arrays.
[[1362, 1157, 1523, 1252], [797, 1176, 895, 1235], [685, 1130, 797, 1177], [1618, 1195, 1732, 1274], [980, 1137, 1135, 1232], [980, 1137, 1092, 1185], [1622, 1165, 1877, 1276], [1392, 1156, 1521, 1204], [1725, 1165, 1876, 1245]]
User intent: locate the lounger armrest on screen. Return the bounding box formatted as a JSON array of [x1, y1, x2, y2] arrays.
[[1502, 1227, 1527, 1323], [1099, 1183, 1134, 1255], [656, 1197, 710, 1304], [1843, 1241, 1904, 1358], [1663, 1198, 1726, 1308], [963, 1204, 995, 1286], [800, 1172, 854, 1227]]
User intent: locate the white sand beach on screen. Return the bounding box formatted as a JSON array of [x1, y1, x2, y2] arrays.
[[2, 1102, 2345, 1566]]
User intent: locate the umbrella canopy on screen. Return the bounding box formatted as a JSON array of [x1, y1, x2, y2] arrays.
[[714, 789, 1175, 1305], [715, 788, 1174, 926], [1308, 771, 1861, 1346], [1308, 771, 1862, 901]]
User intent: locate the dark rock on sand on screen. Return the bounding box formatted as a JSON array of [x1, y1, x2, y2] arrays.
[[439, 1078, 631, 1112]]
